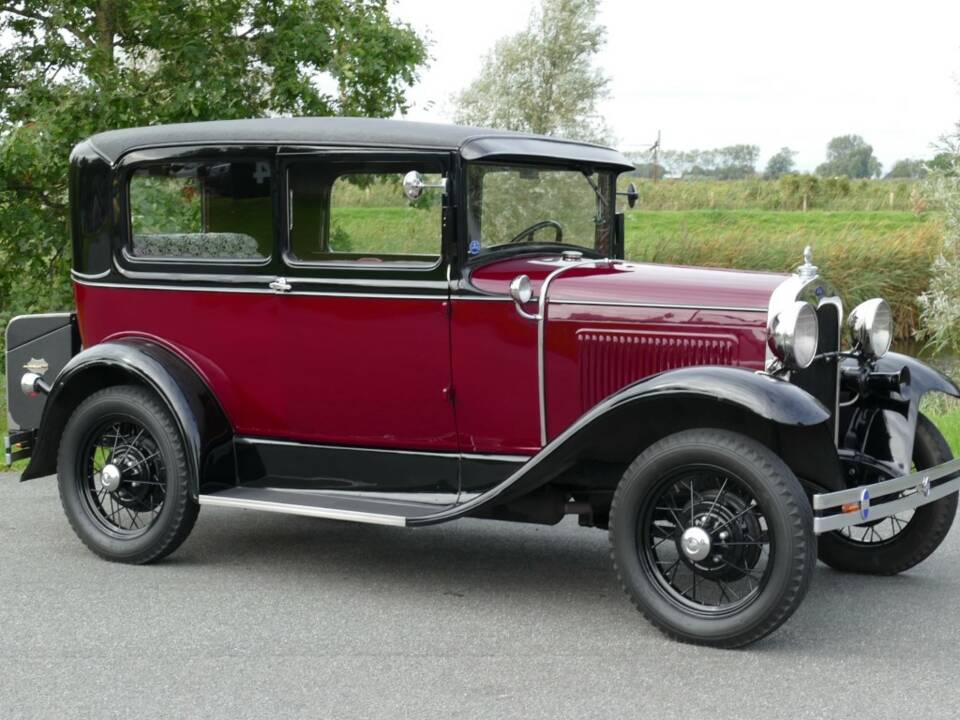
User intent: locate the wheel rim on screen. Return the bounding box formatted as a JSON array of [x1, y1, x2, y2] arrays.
[[637, 465, 773, 616], [76, 417, 168, 538]]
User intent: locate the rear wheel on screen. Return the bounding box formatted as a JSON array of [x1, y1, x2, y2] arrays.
[[57, 385, 199, 564], [817, 413, 957, 575], [609, 429, 815, 648]]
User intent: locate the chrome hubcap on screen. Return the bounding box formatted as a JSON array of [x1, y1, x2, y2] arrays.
[[100, 463, 122, 492], [680, 526, 711, 562]]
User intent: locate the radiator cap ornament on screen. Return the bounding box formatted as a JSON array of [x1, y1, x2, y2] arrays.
[[797, 246, 818, 281]]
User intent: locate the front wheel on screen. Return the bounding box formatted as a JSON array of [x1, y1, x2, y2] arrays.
[[57, 385, 199, 564], [609, 429, 815, 648], [817, 413, 957, 575]]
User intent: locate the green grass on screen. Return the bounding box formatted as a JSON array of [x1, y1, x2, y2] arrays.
[[624, 210, 942, 340], [617, 177, 934, 212]]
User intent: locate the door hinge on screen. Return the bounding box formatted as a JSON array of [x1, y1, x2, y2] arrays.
[[442, 385, 455, 403]]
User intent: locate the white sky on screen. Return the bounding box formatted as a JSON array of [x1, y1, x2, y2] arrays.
[[392, 0, 960, 172]]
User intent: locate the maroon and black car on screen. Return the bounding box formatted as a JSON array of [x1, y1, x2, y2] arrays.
[[6, 118, 960, 647]]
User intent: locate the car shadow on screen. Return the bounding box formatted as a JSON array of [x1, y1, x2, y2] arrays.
[[163, 507, 955, 655]]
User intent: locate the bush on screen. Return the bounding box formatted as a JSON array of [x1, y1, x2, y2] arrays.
[[918, 133, 960, 352]]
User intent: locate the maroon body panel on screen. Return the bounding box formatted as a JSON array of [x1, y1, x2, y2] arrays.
[[75, 256, 781, 457], [75, 283, 458, 450], [461, 256, 780, 447]]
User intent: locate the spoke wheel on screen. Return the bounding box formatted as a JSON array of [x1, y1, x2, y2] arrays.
[[610, 429, 814, 648], [641, 467, 773, 616], [818, 413, 958, 575], [78, 419, 168, 538], [57, 385, 199, 564]]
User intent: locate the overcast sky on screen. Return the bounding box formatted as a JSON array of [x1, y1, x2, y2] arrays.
[[392, 0, 960, 172]]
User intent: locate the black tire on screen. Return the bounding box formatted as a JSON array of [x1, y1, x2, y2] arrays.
[[609, 429, 815, 648], [57, 385, 199, 564], [817, 413, 957, 575]]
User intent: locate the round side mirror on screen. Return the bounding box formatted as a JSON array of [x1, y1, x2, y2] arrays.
[[509, 274, 534, 305], [626, 182, 639, 209], [402, 170, 424, 201]]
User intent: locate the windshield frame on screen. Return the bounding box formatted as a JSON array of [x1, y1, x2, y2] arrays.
[[462, 160, 617, 263]]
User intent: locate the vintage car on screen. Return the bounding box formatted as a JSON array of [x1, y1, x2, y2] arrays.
[[6, 118, 960, 647]]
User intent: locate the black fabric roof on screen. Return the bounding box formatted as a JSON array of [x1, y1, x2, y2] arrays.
[[83, 117, 633, 170]]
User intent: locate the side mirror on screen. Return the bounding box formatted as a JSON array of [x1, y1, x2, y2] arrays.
[[509, 274, 534, 305], [402, 171, 448, 201], [618, 182, 639, 209]]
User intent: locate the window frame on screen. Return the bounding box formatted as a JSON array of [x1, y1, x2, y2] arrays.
[[280, 150, 452, 273], [116, 146, 279, 274]]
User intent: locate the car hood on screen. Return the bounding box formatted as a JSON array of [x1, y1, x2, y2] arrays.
[[468, 255, 787, 312]]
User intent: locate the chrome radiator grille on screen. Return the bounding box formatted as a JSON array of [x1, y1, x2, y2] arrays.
[[790, 302, 841, 436], [577, 330, 739, 410]]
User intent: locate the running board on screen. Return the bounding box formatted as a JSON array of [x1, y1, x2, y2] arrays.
[[198, 487, 457, 527]]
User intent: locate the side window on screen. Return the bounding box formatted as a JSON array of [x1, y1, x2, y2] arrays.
[[128, 160, 273, 261], [288, 163, 443, 265]]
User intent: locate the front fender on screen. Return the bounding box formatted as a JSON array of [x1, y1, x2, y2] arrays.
[[411, 366, 841, 526], [841, 352, 959, 474], [22, 339, 235, 497]]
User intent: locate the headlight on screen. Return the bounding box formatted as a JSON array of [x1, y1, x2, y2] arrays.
[[768, 301, 819, 369], [848, 298, 892, 358]]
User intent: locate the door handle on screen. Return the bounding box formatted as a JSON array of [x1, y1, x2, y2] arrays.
[[269, 277, 292, 293]]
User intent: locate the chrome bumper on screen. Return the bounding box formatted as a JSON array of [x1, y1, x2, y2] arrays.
[[812, 457, 960, 534]]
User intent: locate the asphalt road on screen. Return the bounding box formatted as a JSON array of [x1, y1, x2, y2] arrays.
[[1, 473, 959, 720]]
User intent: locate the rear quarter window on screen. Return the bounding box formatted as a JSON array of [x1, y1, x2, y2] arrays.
[[128, 160, 273, 262]]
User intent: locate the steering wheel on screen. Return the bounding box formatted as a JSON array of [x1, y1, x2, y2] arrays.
[[509, 220, 563, 244]]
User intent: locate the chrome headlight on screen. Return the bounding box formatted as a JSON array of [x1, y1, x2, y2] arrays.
[[768, 301, 819, 369], [848, 298, 892, 358]]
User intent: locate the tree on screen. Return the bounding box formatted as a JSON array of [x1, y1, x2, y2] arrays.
[[885, 159, 928, 179], [816, 134, 882, 178], [764, 147, 796, 179], [0, 0, 427, 332], [453, 0, 610, 143], [658, 145, 759, 179]]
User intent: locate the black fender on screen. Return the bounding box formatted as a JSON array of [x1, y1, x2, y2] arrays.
[[411, 366, 842, 526], [841, 352, 960, 474], [21, 339, 235, 498]]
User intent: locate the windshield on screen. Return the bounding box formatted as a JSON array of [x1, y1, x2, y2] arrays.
[[466, 163, 615, 257]]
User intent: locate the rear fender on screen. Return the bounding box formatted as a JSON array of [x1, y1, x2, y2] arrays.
[[21, 339, 235, 497], [411, 366, 843, 526]]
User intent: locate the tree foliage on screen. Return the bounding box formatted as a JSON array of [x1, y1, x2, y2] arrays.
[[0, 0, 427, 329], [885, 158, 928, 179], [659, 145, 760, 180], [816, 134, 882, 178], [452, 0, 610, 143], [764, 147, 796, 179]]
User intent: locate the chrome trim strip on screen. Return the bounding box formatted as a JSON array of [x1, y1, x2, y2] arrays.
[[812, 457, 960, 534], [549, 298, 766, 313], [73, 277, 448, 300], [234, 436, 531, 463], [71, 268, 112, 281], [198, 494, 407, 526], [537, 259, 603, 445]]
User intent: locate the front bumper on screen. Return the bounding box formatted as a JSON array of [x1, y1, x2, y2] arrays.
[[812, 457, 960, 534]]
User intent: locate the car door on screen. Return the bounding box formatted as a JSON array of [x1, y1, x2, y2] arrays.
[[252, 150, 459, 497]]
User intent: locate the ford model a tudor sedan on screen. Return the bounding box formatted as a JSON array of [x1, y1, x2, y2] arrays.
[[6, 118, 960, 647]]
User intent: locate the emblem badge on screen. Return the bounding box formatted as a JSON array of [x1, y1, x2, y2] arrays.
[[23, 358, 49, 375]]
